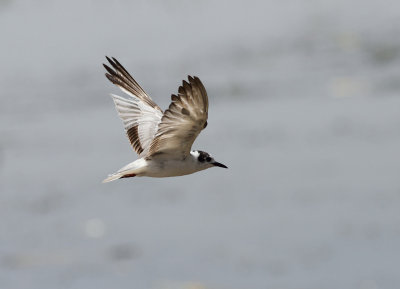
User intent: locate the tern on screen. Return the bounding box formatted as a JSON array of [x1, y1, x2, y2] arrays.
[[102, 57, 227, 182]]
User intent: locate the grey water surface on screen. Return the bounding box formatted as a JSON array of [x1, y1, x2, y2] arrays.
[[1, 1, 400, 289]]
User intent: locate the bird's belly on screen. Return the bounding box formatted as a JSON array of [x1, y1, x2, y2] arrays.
[[141, 160, 200, 178]]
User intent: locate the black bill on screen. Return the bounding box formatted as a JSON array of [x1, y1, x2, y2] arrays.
[[212, 162, 228, 168]]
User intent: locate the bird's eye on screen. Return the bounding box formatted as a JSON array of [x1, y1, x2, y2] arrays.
[[206, 157, 211, 162]]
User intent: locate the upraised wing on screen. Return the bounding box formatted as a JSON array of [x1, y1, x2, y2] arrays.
[[147, 76, 209, 159], [104, 57, 163, 156]]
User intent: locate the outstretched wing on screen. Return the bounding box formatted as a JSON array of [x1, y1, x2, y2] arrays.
[[104, 57, 163, 156], [147, 76, 209, 159]]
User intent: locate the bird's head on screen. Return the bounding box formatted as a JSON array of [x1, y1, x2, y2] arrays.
[[191, 150, 228, 170]]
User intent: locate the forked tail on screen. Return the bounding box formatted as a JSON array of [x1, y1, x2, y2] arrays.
[[102, 159, 144, 183], [102, 172, 136, 183]]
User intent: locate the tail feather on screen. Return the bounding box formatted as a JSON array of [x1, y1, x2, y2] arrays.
[[102, 172, 137, 183], [102, 159, 144, 183], [102, 173, 123, 183]]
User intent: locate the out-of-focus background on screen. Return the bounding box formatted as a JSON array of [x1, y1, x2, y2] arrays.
[[1, 0, 400, 288]]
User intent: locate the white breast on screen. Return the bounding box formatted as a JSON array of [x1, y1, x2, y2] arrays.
[[141, 158, 205, 178]]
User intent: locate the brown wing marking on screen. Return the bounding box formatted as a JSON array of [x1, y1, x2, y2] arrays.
[[126, 125, 144, 155]]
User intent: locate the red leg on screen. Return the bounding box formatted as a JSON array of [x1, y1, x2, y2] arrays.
[[120, 173, 136, 179]]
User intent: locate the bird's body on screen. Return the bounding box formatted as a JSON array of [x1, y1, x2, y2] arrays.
[[103, 151, 213, 182], [102, 57, 227, 182]]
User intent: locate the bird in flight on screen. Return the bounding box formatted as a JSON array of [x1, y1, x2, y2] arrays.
[[102, 57, 227, 182]]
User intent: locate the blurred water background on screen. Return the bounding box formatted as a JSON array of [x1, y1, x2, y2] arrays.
[[1, 1, 400, 289]]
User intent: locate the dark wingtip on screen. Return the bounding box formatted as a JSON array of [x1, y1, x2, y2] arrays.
[[112, 57, 121, 66], [105, 56, 113, 64], [106, 56, 119, 70], [105, 73, 114, 83], [103, 63, 115, 75], [182, 79, 191, 91], [193, 76, 202, 84], [171, 94, 180, 101]]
